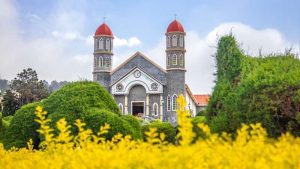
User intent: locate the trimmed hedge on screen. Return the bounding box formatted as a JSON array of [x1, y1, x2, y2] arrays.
[[122, 115, 142, 139], [43, 81, 120, 116], [4, 81, 122, 148], [142, 121, 176, 143], [82, 108, 137, 139], [4, 102, 41, 148]]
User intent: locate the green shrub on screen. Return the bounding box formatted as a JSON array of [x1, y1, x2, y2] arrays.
[[122, 115, 142, 139], [1, 115, 14, 140], [142, 121, 176, 143], [4, 102, 41, 149], [47, 111, 80, 136], [0, 112, 2, 128], [43, 81, 120, 116], [207, 35, 300, 137], [82, 108, 136, 139], [191, 116, 208, 141]]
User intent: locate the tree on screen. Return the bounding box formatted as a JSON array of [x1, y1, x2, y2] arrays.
[[2, 68, 49, 116], [2, 90, 19, 116]]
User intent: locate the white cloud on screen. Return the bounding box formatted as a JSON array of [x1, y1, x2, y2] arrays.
[[114, 36, 141, 47], [145, 22, 299, 94], [26, 13, 41, 23], [0, 0, 298, 94]]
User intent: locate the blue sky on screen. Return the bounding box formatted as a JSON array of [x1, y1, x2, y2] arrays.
[[17, 0, 300, 44], [0, 0, 299, 93]]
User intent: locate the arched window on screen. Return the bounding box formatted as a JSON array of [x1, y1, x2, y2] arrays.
[[99, 38, 104, 50], [106, 39, 110, 50], [118, 103, 123, 114], [167, 95, 171, 111], [105, 58, 110, 68], [153, 103, 158, 116], [95, 57, 98, 67], [179, 54, 184, 66], [172, 94, 178, 111], [172, 35, 177, 47], [167, 36, 171, 47], [172, 54, 177, 65], [98, 57, 104, 68], [179, 35, 184, 47], [167, 54, 171, 66]]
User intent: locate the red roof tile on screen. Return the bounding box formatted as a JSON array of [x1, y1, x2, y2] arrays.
[[166, 20, 185, 33], [193, 94, 210, 106], [95, 23, 113, 36]]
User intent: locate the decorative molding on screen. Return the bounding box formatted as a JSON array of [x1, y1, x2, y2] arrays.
[[166, 68, 186, 71], [111, 51, 167, 74], [93, 51, 113, 55], [111, 67, 163, 95], [94, 35, 114, 38], [165, 32, 186, 35], [165, 48, 186, 52]]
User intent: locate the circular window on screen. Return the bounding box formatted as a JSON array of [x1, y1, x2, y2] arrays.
[[116, 83, 123, 91], [134, 70, 141, 78], [151, 82, 158, 90]]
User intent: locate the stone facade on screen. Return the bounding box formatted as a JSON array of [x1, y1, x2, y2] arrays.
[[93, 20, 199, 124]]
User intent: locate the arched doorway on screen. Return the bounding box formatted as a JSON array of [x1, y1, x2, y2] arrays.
[[128, 84, 146, 117]]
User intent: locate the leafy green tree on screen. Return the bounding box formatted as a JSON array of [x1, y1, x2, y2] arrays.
[[2, 90, 19, 116], [207, 35, 300, 137], [10, 68, 49, 106], [2, 68, 49, 116]]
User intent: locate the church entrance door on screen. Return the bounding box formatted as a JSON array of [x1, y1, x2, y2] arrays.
[[132, 102, 144, 117]]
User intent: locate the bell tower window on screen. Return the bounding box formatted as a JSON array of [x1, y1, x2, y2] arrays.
[[172, 54, 177, 65], [179, 35, 184, 47], [105, 58, 110, 68], [172, 35, 177, 47], [179, 54, 184, 66], [98, 38, 103, 50], [106, 39, 110, 51], [167, 36, 171, 48]]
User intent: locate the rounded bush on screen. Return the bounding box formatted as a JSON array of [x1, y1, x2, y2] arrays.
[[142, 121, 176, 143], [122, 115, 142, 139], [48, 111, 80, 136], [4, 81, 124, 148], [82, 108, 136, 139], [43, 81, 120, 116], [4, 102, 41, 148]]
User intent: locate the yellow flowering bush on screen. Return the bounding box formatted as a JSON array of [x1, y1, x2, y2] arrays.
[[0, 94, 300, 169]]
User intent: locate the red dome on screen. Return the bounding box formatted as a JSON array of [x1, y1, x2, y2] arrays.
[[167, 20, 184, 33], [95, 23, 113, 36]]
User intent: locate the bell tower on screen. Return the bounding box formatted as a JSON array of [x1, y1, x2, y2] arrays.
[[93, 22, 114, 91], [165, 18, 186, 122]]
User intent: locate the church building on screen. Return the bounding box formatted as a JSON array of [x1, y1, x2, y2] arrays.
[[93, 19, 208, 123]]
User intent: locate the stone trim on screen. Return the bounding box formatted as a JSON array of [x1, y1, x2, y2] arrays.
[[185, 84, 199, 106], [166, 68, 187, 71], [111, 51, 167, 74], [94, 35, 114, 38], [93, 51, 113, 55]]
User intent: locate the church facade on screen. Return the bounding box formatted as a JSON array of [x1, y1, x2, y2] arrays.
[[92, 19, 203, 124]]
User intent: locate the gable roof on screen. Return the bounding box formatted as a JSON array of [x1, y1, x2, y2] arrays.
[[111, 51, 166, 74], [185, 84, 199, 106], [193, 94, 210, 106]]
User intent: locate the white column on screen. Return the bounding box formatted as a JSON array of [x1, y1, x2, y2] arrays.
[[124, 95, 128, 115], [146, 94, 149, 116], [160, 95, 163, 121]]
